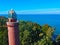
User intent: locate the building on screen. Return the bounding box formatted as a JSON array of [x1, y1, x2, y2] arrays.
[[6, 9, 20, 45]]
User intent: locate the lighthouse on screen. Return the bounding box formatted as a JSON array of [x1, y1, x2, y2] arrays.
[[6, 9, 20, 45]]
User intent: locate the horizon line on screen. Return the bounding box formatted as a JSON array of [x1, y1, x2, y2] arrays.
[[0, 8, 60, 14]]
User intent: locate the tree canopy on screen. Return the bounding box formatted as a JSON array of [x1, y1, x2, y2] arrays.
[[0, 16, 59, 45]]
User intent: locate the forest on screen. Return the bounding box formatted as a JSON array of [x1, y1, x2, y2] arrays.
[[0, 16, 60, 45]]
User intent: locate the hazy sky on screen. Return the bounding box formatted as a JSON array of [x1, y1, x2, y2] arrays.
[[0, 0, 60, 14]]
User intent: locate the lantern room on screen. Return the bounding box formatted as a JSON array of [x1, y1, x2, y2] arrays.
[[8, 9, 17, 22]]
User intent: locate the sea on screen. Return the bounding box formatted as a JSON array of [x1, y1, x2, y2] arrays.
[[0, 14, 60, 35]]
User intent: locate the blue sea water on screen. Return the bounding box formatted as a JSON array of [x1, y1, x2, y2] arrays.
[[0, 14, 60, 34]]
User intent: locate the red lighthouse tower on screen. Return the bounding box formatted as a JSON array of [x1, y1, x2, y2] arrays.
[[6, 9, 20, 45]]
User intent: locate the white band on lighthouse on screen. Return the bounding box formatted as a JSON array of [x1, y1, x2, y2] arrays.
[[6, 22, 18, 27]]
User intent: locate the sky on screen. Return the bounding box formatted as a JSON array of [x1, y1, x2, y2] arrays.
[[0, 0, 60, 14]]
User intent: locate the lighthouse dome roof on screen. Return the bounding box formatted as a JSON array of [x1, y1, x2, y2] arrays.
[[9, 9, 15, 14]]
